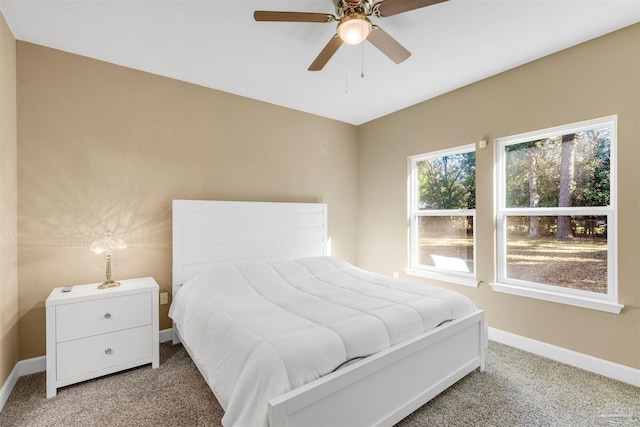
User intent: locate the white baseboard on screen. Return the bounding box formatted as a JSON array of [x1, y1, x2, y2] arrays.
[[488, 327, 640, 387], [159, 328, 173, 343], [16, 355, 46, 377], [0, 363, 19, 412], [1, 328, 174, 412], [0, 355, 45, 412]]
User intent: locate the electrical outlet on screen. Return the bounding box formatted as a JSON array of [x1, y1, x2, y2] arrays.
[[160, 292, 169, 305], [392, 272, 399, 278]]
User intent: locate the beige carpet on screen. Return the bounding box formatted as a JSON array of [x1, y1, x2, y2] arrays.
[[1, 341, 638, 426]]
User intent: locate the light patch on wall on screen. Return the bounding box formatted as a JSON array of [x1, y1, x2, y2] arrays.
[[18, 133, 171, 250]]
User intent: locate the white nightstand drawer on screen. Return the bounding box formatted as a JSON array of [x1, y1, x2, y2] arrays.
[[56, 325, 153, 381], [56, 292, 151, 342]]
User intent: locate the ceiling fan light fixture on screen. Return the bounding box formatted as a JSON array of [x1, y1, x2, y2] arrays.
[[337, 15, 371, 45]]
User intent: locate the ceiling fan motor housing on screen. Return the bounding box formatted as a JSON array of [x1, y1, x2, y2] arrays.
[[334, 0, 375, 18]]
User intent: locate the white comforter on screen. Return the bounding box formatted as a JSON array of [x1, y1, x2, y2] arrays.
[[169, 256, 476, 427]]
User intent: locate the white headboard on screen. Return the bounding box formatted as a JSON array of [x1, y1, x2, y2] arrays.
[[172, 200, 328, 291]]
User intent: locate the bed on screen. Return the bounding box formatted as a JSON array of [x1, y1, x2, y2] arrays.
[[170, 200, 486, 427]]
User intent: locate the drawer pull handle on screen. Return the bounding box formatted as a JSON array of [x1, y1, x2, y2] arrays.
[[104, 313, 112, 319], [105, 348, 113, 355]]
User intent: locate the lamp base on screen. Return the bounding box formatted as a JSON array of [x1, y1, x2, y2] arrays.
[[97, 280, 121, 289]]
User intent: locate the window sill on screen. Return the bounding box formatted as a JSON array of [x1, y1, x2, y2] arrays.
[[490, 282, 623, 314], [405, 268, 479, 288]]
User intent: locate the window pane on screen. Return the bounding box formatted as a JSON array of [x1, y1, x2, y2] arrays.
[[416, 152, 475, 210], [505, 215, 607, 293], [417, 216, 474, 273], [504, 127, 610, 208]]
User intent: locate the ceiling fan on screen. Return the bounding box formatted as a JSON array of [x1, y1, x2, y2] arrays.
[[254, 0, 448, 71]]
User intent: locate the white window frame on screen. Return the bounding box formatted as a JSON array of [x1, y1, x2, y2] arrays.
[[492, 116, 622, 313], [406, 144, 478, 287]]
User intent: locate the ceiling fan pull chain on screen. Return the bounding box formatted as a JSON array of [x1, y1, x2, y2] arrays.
[[361, 35, 365, 78], [345, 46, 349, 94]]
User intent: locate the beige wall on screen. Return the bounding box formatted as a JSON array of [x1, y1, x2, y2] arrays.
[[358, 24, 640, 369], [0, 11, 17, 387], [17, 42, 359, 359]]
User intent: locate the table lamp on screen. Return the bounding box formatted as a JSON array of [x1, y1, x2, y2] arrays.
[[90, 231, 127, 289]]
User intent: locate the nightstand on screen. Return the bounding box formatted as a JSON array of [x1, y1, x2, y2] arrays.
[[46, 277, 159, 398]]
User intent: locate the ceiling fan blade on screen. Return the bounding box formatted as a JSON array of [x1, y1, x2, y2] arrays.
[[254, 11, 335, 23], [375, 0, 448, 17], [367, 26, 411, 64], [308, 35, 344, 71]]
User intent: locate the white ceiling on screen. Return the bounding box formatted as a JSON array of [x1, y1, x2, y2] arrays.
[[0, 0, 638, 125]]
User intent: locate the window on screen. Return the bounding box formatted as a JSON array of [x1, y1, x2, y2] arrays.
[[493, 116, 621, 313], [407, 144, 477, 287]]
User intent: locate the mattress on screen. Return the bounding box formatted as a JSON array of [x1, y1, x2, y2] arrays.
[[169, 256, 476, 427]]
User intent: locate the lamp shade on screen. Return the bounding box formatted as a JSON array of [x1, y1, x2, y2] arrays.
[[90, 232, 127, 255], [338, 15, 371, 45]]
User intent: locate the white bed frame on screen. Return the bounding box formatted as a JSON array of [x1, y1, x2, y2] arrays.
[[172, 199, 486, 427]]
